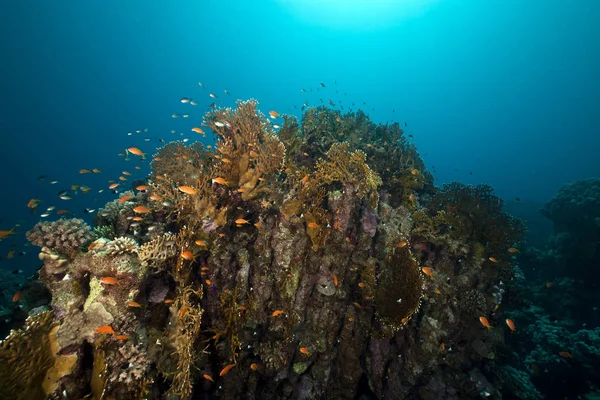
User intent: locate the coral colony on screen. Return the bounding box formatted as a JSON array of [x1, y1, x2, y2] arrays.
[[0, 100, 523, 399]]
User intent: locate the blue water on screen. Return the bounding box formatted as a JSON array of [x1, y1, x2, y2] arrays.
[[1, 0, 599, 274]]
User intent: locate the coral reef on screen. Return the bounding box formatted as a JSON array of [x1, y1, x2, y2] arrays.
[[26, 218, 92, 256], [6, 100, 526, 399]]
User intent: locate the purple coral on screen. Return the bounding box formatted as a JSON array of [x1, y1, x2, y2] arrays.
[[26, 218, 93, 254]]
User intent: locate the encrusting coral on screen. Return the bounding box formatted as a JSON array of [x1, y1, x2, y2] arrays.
[[11, 99, 524, 399]]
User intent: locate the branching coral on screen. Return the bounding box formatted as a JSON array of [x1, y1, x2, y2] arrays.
[[419, 182, 524, 258], [26, 218, 93, 255], [136, 232, 177, 268], [206, 99, 286, 200], [314, 142, 382, 209], [169, 286, 204, 398], [151, 141, 213, 187], [0, 311, 56, 399]]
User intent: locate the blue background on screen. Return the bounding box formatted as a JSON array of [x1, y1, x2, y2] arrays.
[[1, 0, 599, 272]]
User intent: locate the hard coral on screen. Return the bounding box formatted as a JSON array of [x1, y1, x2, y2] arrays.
[[314, 142, 382, 209], [541, 178, 600, 239], [0, 311, 56, 400], [26, 218, 93, 255], [151, 141, 213, 186], [206, 99, 286, 200]]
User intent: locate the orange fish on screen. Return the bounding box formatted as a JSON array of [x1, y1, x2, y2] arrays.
[[128, 301, 142, 308], [238, 305, 247, 311], [268, 111, 280, 118], [191, 127, 205, 135], [95, 325, 115, 335], [250, 363, 259, 371], [127, 147, 145, 157], [119, 176, 127, 181], [200, 266, 209, 271], [132, 216, 143, 221], [178, 186, 197, 195], [272, 309, 285, 317], [135, 166, 141, 170], [307, 222, 319, 228], [559, 351, 572, 358], [434, 289, 442, 295], [358, 282, 365, 288], [301, 175, 309, 184], [220, 363, 236, 376], [195, 240, 207, 246], [149, 195, 162, 201], [440, 343, 446, 351], [100, 277, 120, 286], [0, 228, 17, 239], [204, 279, 211, 285], [7, 250, 15, 259], [488, 256, 499, 263], [56, 209, 69, 215], [507, 247, 519, 253], [181, 251, 195, 261], [115, 335, 129, 340], [27, 198, 41, 208], [221, 158, 232, 164], [79, 169, 91, 174], [136, 185, 150, 191], [353, 302, 361, 309], [505, 318, 516, 332], [92, 168, 101, 173], [12, 291, 22, 302], [211, 177, 229, 186], [299, 347, 310, 355], [235, 218, 250, 225], [421, 267, 433, 277], [122, 171, 131, 176], [109, 183, 120, 189], [401, 317, 409, 324], [396, 240, 408, 248], [479, 316, 492, 329], [164, 299, 174, 304], [119, 195, 133, 203], [410, 169, 419, 175], [546, 282, 553, 288], [133, 205, 152, 214], [203, 373, 214, 382], [332, 273, 339, 287]]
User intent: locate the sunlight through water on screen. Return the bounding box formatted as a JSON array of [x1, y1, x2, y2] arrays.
[[276, 0, 441, 31]]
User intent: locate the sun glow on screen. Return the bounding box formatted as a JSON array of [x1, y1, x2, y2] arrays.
[[276, 0, 439, 31]]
